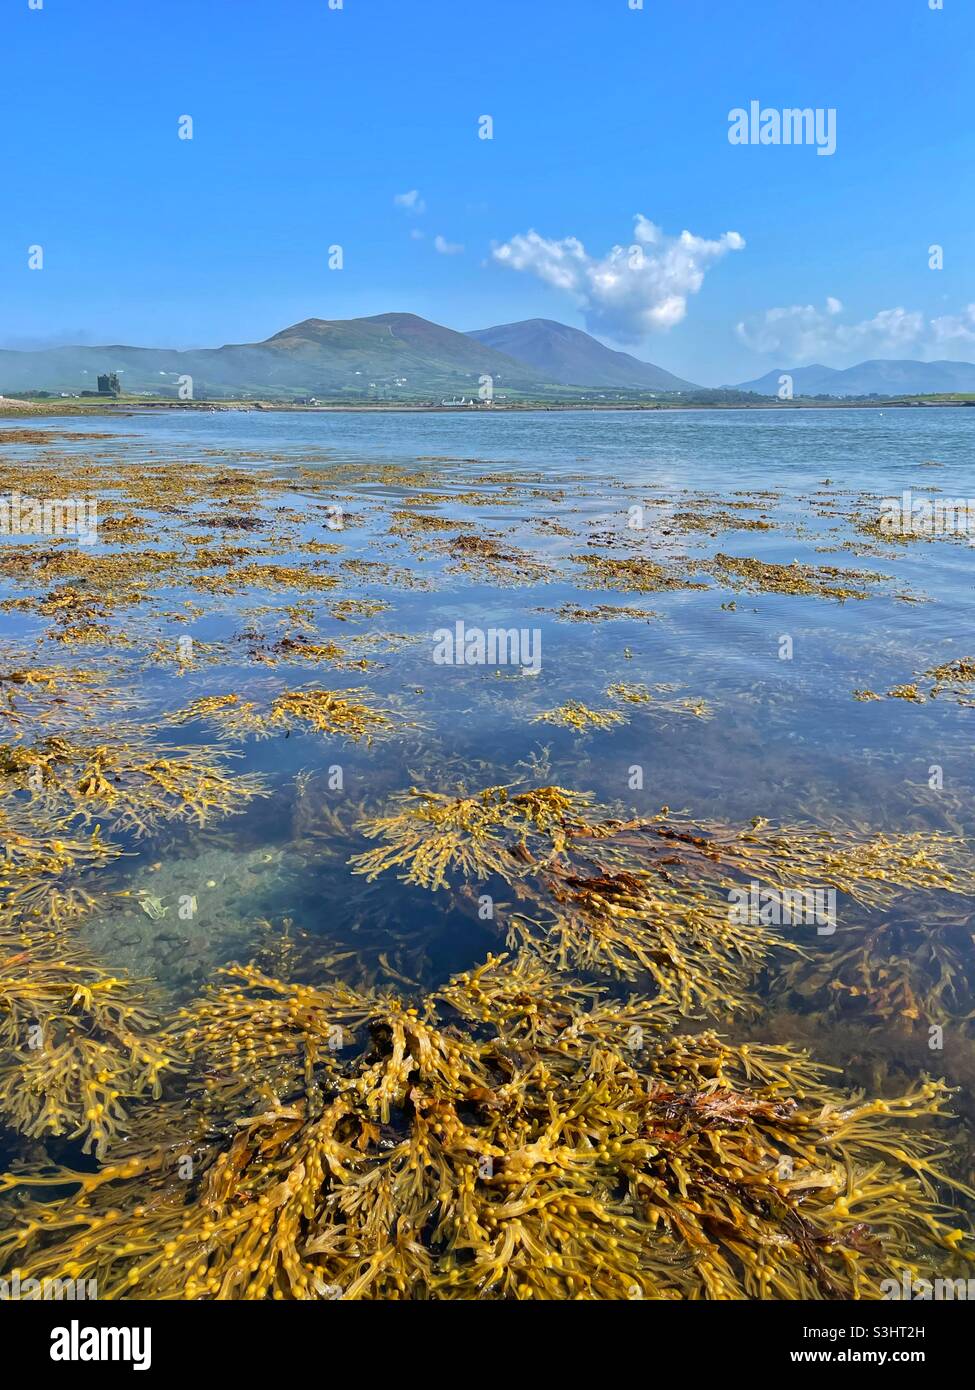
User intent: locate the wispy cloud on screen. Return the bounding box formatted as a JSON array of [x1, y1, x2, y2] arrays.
[[737, 299, 975, 362], [393, 189, 426, 215], [433, 234, 463, 256], [491, 215, 744, 341]]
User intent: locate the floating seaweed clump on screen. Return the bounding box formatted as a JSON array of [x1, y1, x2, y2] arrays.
[[704, 553, 886, 601], [100, 513, 149, 540], [667, 508, 773, 534], [888, 684, 926, 703], [390, 509, 472, 536], [0, 732, 265, 837], [531, 701, 626, 733], [571, 553, 704, 594], [168, 693, 269, 740], [329, 597, 389, 622], [0, 657, 133, 736], [0, 952, 970, 1300], [926, 657, 975, 690], [0, 584, 108, 647], [549, 603, 661, 623], [272, 688, 396, 743], [743, 818, 975, 1031], [350, 785, 595, 890], [606, 682, 653, 703], [192, 562, 338, 597], [486, 805, 789, 1009], [442, 533, 552, 586], [859, 659, 975, 708], [564, 808, 975, 1034], [145, 637, 227, 673], [268, 635, 373, 670], [607, 683, 713, 720], [172, 687, 397, 745], [0, 661, 100, 693]]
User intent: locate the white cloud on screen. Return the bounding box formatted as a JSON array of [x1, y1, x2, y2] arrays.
[[931, 305, 975, 347], [491, 215, 745, 341], [434, 234, 463, 255], [736, 299, 975, 362], [394, 189, 426, 215]]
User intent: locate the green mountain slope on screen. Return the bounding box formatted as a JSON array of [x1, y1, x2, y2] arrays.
[[0, 313, 557, 400], [467, 318, 697, 391]]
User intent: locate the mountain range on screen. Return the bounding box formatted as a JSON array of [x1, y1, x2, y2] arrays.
[[0, 314, 541, 401], [732, 359, 975, 398], [1, 312, 973, 401], [0, 313, 689, 402]]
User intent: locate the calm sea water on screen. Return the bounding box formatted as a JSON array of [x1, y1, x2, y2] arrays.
[[4, 405, 975, 1104], [18, 403, 973, 821]]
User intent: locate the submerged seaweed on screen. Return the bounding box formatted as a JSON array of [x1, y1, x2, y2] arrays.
[[0, 935, 175, 1156]]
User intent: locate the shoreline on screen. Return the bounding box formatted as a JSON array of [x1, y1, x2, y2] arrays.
[[2, 396, 974, 421]]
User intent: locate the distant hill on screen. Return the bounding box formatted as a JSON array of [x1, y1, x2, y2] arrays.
[[0, 313, 556, 401], [467, 318, 697, 391], [732, 359, 975, 398], [261, 313, 541, 390]]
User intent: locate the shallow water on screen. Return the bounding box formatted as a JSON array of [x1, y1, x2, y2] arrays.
[[2, 405, 974, 1291], [4, 406, 974, 994]]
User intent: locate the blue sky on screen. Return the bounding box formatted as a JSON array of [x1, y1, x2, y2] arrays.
[[3, 0, 972, 384]]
